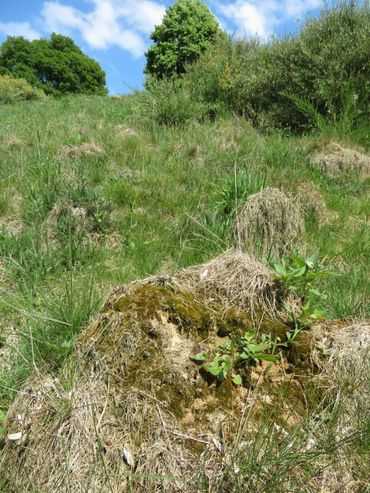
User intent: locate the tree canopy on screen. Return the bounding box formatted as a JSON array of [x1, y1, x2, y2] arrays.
[[0, 34, 107, 96], [145, 0, 221, 80]]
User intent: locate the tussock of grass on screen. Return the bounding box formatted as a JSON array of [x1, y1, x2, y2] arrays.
[[233, 187, 304, 258], [313, 141, 370, 179]]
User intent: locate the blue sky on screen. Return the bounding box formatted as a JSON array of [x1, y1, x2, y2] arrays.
[[0, 0, 323, 94]]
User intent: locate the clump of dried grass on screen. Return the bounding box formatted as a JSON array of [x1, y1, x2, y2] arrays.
[[0, 188, 23, 235], [1, 134, 24, 150], [115, 124, 138, 139], [177, 250, 288, 319], [313, 142, 370, 179], [294, 181, 334, 226], [44, 199, 87, 243], [61, 142, 104, 159], [108, 250, 293, 321], [233, 187, 304, 258], [311, 320, 370, 411], [305, 320, 370, 493]]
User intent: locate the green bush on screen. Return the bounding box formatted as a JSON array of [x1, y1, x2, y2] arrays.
[[185, 1, 370, 130], [137, 77, 219, 126], [0, 75, 46, 104]]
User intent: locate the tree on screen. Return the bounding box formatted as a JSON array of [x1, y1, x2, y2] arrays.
[[145, 0, 221, 80], [0, 34, 107, 96]]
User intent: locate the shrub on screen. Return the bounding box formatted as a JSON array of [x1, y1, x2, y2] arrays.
[[185, 1, 370, 130], [0, 75, 46, 104], [137, 77, 217, 126]]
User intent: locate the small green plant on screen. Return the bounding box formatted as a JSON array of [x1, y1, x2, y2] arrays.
[[192, 330, 280, 385], [273, 254, 334, 328]]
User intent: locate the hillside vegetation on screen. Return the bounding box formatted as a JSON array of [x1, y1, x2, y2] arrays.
[[0, 1, 369, 492]]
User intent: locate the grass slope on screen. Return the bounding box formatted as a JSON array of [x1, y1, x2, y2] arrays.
[[0, 94, 369, 490]]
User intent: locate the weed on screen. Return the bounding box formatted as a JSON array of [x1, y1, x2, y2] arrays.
[[192, 330, 280, 385], [273, 254, 334, 328]]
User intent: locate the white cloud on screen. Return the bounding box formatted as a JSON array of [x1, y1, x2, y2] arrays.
[[41, 0, 165, 57], [218, 0, 321, 39], [0, 22, 40, 40], [220, 2, 270, 38]]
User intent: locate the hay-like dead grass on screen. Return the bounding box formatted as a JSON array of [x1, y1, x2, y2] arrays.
[[233, 187, 304, 258], [313, 142, 370, 179], [44, 200, 87, 244], [1, 254, 368, 493], [1, 134, 24, 150], [0, 188, 23, 235], [115, 124, 138, 139], [108, 250, 292, 321], [295, 181, 334, 227], [311, 320, 370, 415], [61, 142, 104, 159]]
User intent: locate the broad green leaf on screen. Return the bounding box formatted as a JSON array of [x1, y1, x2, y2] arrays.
[[242, 330, 255, 341], [239, 351, 252, 361], [292, 255, 307, 267], [273, 263, 287, 277], [247, 342, 271, 353], [206, 363, 223, 376], [232, 374, 242, 385], [291, 266, 307, 277], [191, 352, 208, 362], [221, 359, 232, 372], [306, 253, 319, 269], [310, 309, 325, 320]]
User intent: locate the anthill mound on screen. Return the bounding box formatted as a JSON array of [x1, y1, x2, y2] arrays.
[[313, 142, 370, 179], [233, 187, 304, 258], [1, 253, 368, 492]]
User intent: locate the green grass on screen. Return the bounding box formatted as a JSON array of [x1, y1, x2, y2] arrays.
[[0, 96, 368, 381], [0, 94, 368, 491]]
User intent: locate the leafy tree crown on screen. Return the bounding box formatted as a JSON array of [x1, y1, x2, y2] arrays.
[[0, 33, 107, 96], [145, 0, 221, 79]]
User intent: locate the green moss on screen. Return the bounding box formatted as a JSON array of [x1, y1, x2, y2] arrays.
[[113, 283, 289, 341]]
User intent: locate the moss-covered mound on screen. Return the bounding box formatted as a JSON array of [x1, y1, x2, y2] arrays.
[[0, 252, 368, 492]]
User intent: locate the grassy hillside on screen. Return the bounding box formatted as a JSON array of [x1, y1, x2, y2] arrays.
[[1, 3, 369, 490], [0, 93, 369, 491], [0, 92, 369, 395]]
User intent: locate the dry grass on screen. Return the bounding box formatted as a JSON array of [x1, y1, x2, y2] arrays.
[[1, 134, 24, 150], [115, 124, 138, 139], [109, 250, 294, 321], [313, 142, 370, 179], [61, 142, 104, 159], [295, 181, 334, 226], [233, 187, 304, 258]]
